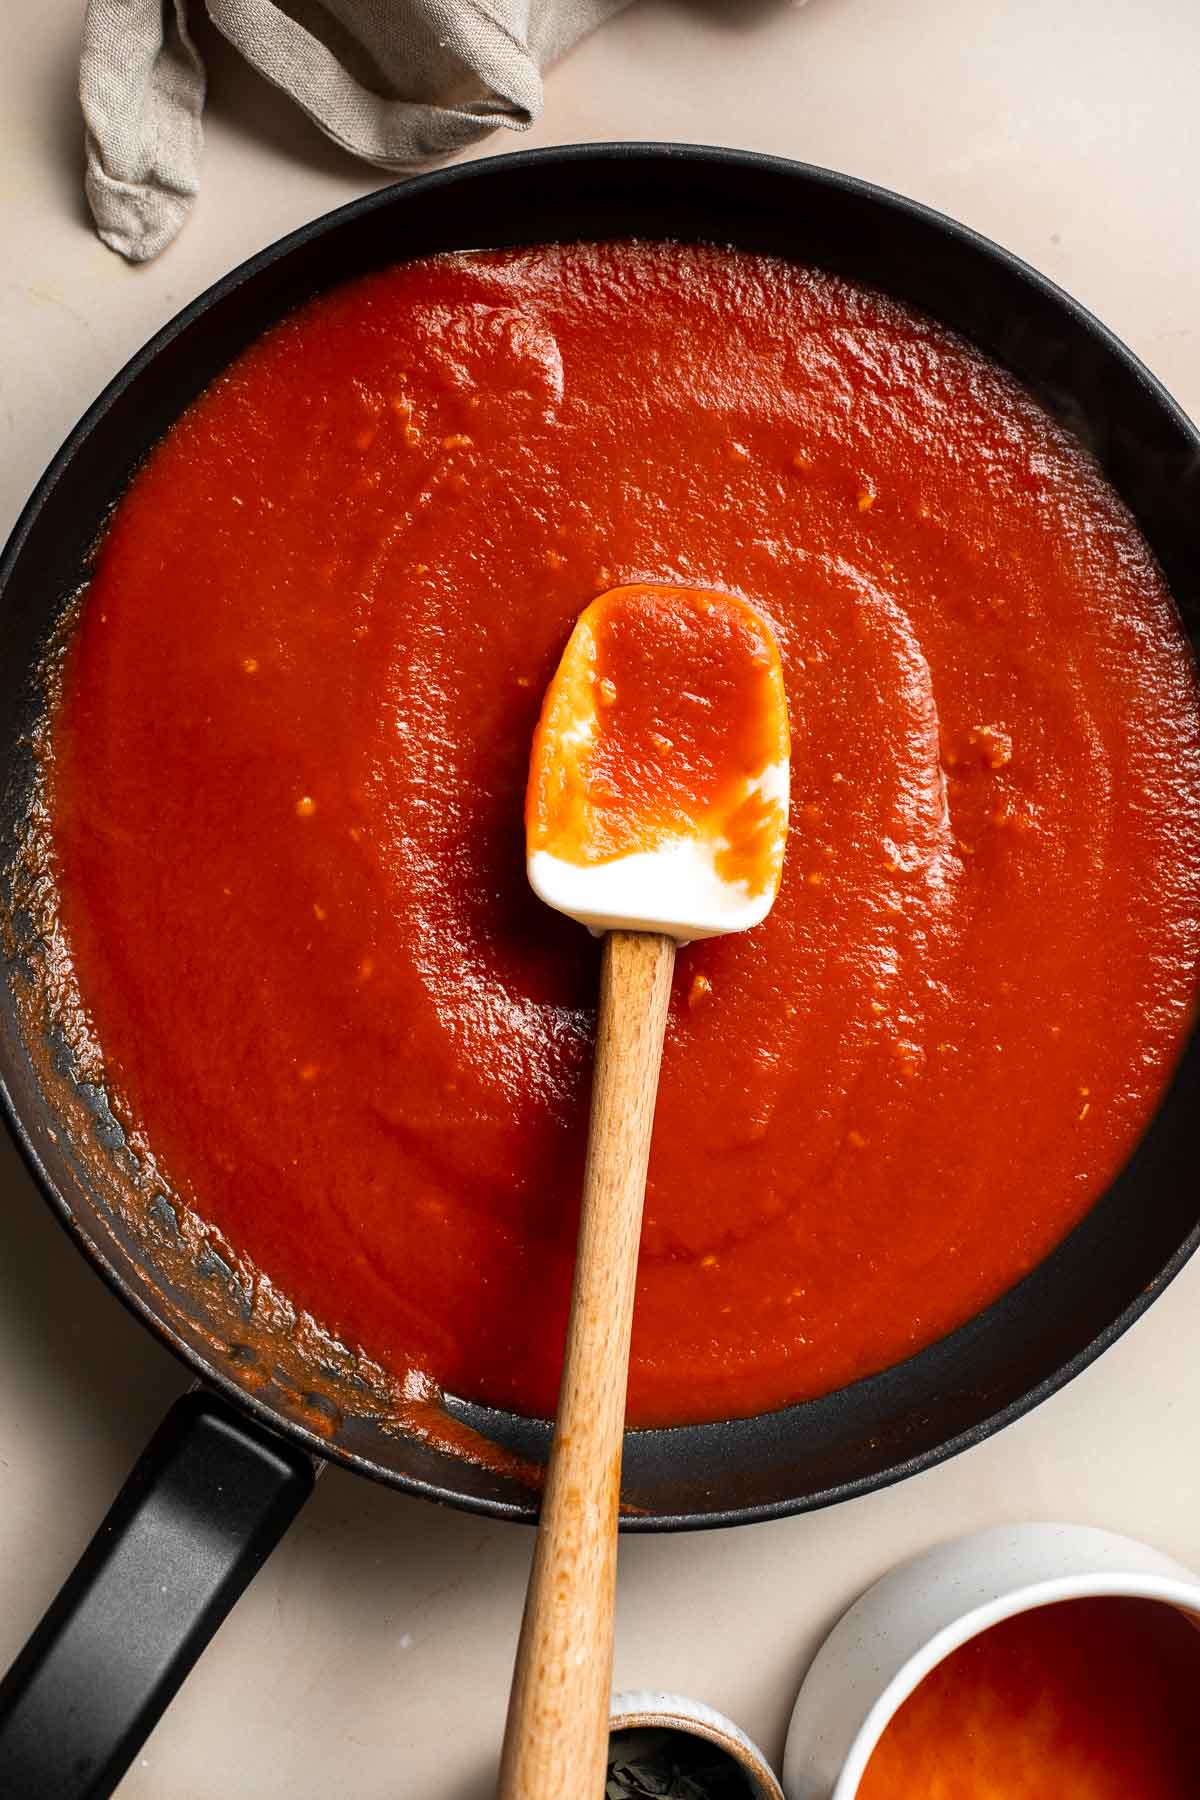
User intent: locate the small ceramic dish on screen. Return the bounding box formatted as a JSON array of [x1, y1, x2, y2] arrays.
[[611, 1689, 786, 1799], [783, 1522, 1200, 1799]]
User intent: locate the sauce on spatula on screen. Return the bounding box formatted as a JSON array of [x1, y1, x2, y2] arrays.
[[526, 583, 790, 940]]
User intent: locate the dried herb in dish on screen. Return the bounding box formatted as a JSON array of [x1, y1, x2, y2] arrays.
[[606, 1726, 757, 1799]]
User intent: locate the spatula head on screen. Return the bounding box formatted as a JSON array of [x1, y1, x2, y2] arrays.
[[526, 584, 790, 942]]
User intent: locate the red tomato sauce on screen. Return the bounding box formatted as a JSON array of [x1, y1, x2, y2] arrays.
[[858, 1598, 1200, 1798], [46, 243, 1200, 1426], [526, 582, 789, 891]]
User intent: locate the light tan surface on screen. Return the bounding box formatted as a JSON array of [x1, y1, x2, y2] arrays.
[[500, 931, 675, 1800], [1, 2, 1199, 1796]]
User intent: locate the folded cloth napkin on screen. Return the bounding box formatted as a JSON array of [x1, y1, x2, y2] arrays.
[[80, 0, 630, 264]]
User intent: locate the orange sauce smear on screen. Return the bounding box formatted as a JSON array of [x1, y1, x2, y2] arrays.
[[859, 1598, 1200, 1799], [526, 583, 789, 892]]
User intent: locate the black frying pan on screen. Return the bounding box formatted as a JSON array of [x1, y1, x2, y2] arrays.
[[0, 145, 1198, 1798]]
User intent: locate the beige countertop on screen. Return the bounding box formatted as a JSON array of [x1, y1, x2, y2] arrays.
[[2, 2, 1199, 1795]]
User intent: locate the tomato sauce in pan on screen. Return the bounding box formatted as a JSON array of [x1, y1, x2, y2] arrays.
[[46, 243, 1200, 1425]]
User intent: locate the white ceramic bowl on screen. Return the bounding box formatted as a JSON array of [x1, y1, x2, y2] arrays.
[[612, 1689, 785, 1800], [783, 1522, 1200, 1800]]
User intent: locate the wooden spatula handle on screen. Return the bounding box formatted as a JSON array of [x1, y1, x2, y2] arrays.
[[498, 928, 677, 1800]]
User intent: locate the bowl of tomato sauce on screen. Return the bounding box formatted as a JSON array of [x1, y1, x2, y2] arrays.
[[785, 1523, 1200, 1799], [1, 145, 1198, 1531]]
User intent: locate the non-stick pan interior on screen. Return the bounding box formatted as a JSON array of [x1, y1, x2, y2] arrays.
[[1, 146, 1198, 1527]]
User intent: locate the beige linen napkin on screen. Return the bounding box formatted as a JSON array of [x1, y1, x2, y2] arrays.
[[80, 0, 630, 264]]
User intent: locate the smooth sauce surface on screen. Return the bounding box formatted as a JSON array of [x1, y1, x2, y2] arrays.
[[47, 242, 1200, 1425], [859, 1598, 1200, 1799]]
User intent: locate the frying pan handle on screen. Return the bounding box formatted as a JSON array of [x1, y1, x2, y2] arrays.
[[0, 1389, 314, 1800]]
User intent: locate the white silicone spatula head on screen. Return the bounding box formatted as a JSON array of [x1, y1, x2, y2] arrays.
[[525, 583, 791, 942]]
